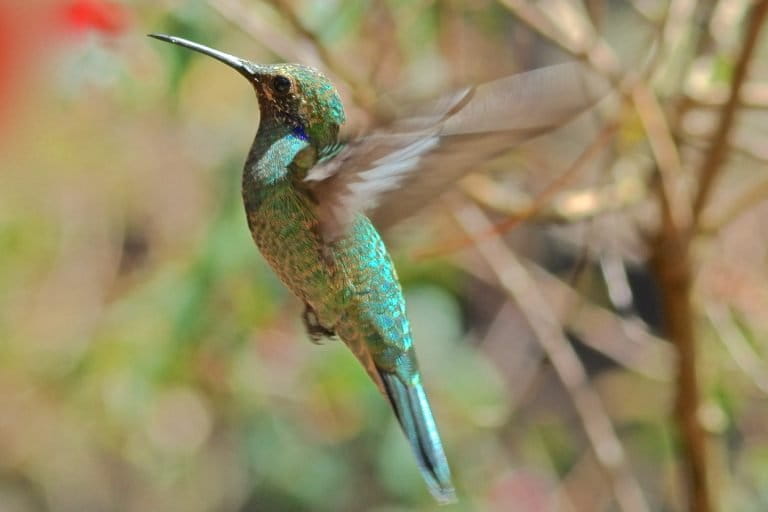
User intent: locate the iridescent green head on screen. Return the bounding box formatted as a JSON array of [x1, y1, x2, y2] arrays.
[[149, 34, 345, 147]]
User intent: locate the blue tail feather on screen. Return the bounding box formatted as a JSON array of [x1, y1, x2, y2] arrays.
[[380, 371, 457, 504]]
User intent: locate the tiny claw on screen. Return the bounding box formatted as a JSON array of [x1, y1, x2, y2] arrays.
[[302, 305, 335, 344]]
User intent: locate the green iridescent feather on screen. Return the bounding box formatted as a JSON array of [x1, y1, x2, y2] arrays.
[[242, 113, 456, 503], [150, 32, 607, 505]]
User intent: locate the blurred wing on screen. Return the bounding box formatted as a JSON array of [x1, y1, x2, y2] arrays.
[[304, 62, 609, 241]]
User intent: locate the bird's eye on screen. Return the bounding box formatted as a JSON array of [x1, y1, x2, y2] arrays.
[[272, 75, 292, 94]]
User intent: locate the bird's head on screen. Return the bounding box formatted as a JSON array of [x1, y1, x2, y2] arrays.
[[149, 34, 345, 147]]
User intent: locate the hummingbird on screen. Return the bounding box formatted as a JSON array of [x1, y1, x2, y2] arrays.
[[149, 33, 606, 504]]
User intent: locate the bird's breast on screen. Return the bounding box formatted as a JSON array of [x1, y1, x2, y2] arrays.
[[243, 180, 341, 319]]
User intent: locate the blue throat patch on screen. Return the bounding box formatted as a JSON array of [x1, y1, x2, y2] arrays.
[[292, 125, 309, 142]]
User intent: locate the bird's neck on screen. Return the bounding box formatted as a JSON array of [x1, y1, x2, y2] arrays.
[[245, 116, 309, 186]]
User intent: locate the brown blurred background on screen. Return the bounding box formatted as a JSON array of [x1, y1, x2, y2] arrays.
[[2, 0, 768, 511]]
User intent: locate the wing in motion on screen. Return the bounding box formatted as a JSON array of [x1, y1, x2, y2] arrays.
[[303, 62, 610, 241]]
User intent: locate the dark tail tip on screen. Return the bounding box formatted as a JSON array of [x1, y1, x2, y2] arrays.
[[380, 372, 457, 504]]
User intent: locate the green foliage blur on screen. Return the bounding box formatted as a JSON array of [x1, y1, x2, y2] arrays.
[[3, 1, 768, 511]]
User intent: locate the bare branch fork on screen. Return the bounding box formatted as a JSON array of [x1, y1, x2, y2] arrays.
[[203, 2, 768, 510], [496, 0, 768, 509], [649, 2, 768, 512], [452, 199, 651, 512]]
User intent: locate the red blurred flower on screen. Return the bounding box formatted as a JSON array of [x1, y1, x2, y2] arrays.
[[0, 1, 130, 135], [60, 0, 129, 35]]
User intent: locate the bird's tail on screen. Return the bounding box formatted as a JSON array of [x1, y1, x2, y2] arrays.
[[379, 371, 456, 504]]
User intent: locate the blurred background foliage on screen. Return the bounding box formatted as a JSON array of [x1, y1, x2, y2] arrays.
[[2, 0, 768, 511]]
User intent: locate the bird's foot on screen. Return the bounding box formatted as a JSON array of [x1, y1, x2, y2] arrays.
[[302, 305, 336, 344]]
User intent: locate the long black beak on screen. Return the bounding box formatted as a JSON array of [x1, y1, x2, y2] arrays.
[[148, 34, 260, 80]]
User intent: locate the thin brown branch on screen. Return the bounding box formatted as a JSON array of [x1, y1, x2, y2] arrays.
[[558, 449, 614, 512], [415, 122, 619, 259], [206, 0, 376, 115], [477, 300, 546, 406], [265, 0, 379, 112], [683, 127, 768, 165], [647, 6, 768, 510], [497, 0, 622, 79], [691, 0, 768, 223], [461, 167, 646, 223], [705, 303, 768, 394], [456, 257, 673, 381], [476, 123, 619, 229], [649, 230, 706, 511], [452, 199, 651, 512], [702, 177, 768, 232], [529, 263, 674, 381], [687, 82, 768, 110], [207, 0, 322, 67], [632, 84, 691, 231]]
